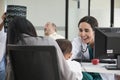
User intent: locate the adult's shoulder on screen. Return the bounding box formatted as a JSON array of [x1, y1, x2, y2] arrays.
[[20, 34, 57, 46], [72, 37, 82, 42], [71, 37, 82, 45]]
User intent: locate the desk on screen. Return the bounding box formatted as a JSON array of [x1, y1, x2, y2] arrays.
[[81, 62, 120, 75]]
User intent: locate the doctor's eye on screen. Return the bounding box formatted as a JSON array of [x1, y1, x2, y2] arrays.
[[79, 29, 83, 32], [84, 29, 89, 32]]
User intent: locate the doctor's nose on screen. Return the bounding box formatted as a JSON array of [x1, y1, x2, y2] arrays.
[[80, 31, 86, 37]]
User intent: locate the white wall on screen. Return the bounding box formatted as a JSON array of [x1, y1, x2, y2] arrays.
[[68, 0, 120, 40], [1, 0, 120, 40], [6, 0, 65, 26], [0, 0, 6, 22], [90, 0, 110, 27], [114, 0, 120, 27], [5, 0, 65, 36], [68, 0, 89, 41]]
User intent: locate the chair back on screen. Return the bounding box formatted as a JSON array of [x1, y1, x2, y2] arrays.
[[7, 44, 60, 80]]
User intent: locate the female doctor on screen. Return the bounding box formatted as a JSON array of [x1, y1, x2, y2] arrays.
[[71, 16, 115, 80], [71, 16, 98, 60]]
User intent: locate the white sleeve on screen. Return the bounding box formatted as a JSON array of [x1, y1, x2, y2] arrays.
[[71, 37, 81, 59], [67, 60, 83, 80], [0, 29, 6, 62]]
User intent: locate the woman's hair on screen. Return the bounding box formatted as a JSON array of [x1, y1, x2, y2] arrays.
[[56, 39, 72, 55], [7, 16, 37, 44], [78, 16, 98, 31]]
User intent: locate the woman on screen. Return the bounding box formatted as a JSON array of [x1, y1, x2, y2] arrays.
[[71, 16, 98, 60], [7, 16, 37, 44], [71, 16, 115, 80], [6, 16, 78, 80]]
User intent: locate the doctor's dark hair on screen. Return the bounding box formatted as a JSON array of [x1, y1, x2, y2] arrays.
[[78, 16, 98, 31]]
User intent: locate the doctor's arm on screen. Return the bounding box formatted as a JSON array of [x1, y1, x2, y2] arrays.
[[71, 38, 82, 59]]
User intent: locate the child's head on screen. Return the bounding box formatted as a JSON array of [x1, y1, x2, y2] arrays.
[[56, 39, 72, 60]]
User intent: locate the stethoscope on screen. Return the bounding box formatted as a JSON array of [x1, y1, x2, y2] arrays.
[[77, 44, 88, 59], [81, 44, 88, 53]]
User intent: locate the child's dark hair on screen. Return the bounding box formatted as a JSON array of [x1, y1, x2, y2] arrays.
[[56, 39, 72, 55]]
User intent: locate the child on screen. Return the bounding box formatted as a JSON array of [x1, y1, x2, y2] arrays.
[[56, 39, 83, 80]]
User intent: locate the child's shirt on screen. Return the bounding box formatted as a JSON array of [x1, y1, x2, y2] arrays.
[[66, 59, 83, 80]]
